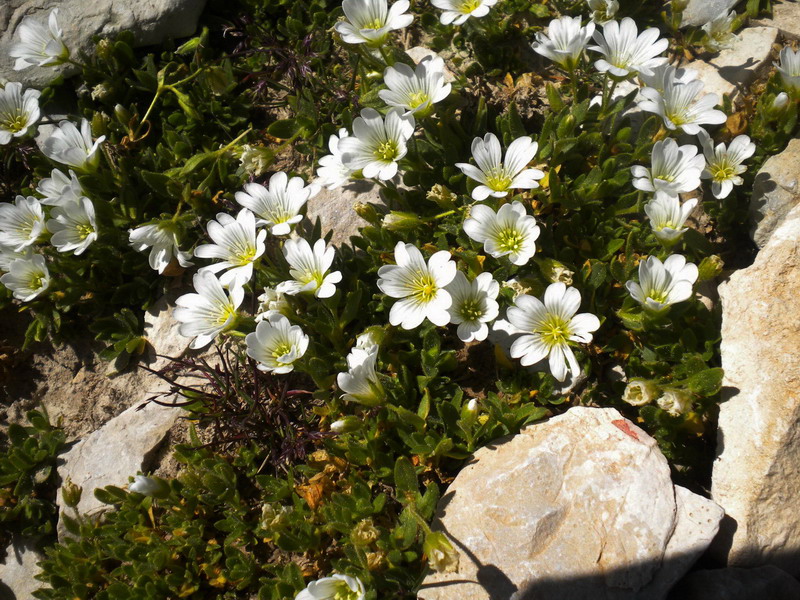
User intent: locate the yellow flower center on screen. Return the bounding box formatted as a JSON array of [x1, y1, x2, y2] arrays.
[[710, 161, 736, 182], [646, 288, 669, 304], [333, 582, 360, 600], [272, 342, 293, 360], [497, 228, 524, 254], [408, 91, 429, 109], [29, 273, 44, 290], [215, 304, 237, 327], [374, 140, 399, 162], [362, 18, 385, 30], [2, 113, 28, 133], [459, 298, 483, 322], [459, 0, 482, 13], [485, 167, 512, 192], [77, 223, 94, 241], [665, 109, 687, 126], [411, 270, 438, 304], [539, 315, 571, 348]]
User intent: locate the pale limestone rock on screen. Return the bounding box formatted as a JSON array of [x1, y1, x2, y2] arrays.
[[668, 565, 800, 599], [143, 292, 192, 370], [418, 407, 723, 600], [753, 1, 800, 40], [711, 204, 800, 575], [0, 537, 45, 600], [749, 138, 800, 248], [306, 179, 384, 247], [405, 46, 456, 83], [686, 27, 779, 102], [1, 0, 208, 88], [681, 0, 738, 27]]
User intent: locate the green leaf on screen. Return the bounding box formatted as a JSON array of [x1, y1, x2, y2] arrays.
[[393, 457, 418, 503], [687, 368, 724, 396], [267, 119, 299, 139]]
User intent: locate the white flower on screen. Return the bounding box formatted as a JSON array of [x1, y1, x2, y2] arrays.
[[644, 192, 697, 244], [0, 244, 31, 272], [532, 16, 595, 72], [335, 0, 413, 46], [245, 314, 309, 374], [234, 172, 318, 235], [128, 222, 194, 274], [0, 196, 46, 251], [37, 168, 83, 206], [0, 255, 50, 301], [625, 254, 698, 312], [623, 379, 658, 406], [9, 9, 69, 70], [776, 47, 800, 90], [238, 144, 273, 177], [702, 10, 738, 53], [46, 197, 97, 255], [445, 271, 499, 342], [630, 138, 705, 195], [129, 475, 168, 497], [589, 18, 669, 78], [295, 574, 366, 600], [637, 64, 697, 94], [337, 344, 384, 405], [255, 286, 289, 322], [338, 108, 415, 180], [379, 56, 452, 115], [39, 119, 106, 171], [772, 92, 790, 111], [506, 282, 600, 382], [174, 272, 244, 349], [195, 209, 266, 286], [376, 241, 457, 329], [697, 129, 755, 199], [455, 134, 544, 201], [431, 0, 499, 25], [462, 201, 540, 265], [276, 238, 342, 299], [637, 79, 726, 135], [587, 0, 619, 25], [316, 128, 354, 190], [0, 82, 40, 145], [656, 389, 692, 416]]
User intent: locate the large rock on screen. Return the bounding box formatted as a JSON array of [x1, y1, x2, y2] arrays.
[[306, 180, 385, 247], [712, 203, 800, 574], [680, 0, 738, 27], [749, 138, 800, 249], [753, 1, 800, 40], [0, 537, 45, 600], [1, 0, 208, 88], [667, 565, 800, 599], [685, 27, 778, 102], [418, 407, 723, 600]]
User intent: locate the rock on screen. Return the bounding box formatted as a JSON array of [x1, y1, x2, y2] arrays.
[[753, 1, 800, 40], [680, 0, 738, 27], [749, 138, 800, 248], [418, 407, 723, 600], [0, 0, 208, 88], [56, 396, 185, 538], [305, 179, 385, 247], [667, 565, 800, 599], [685, 27, 779, 102], [0, 537, 45, 600], [142, 292, 192, 371], [711, 204, 800, 575], [405, 46, 456, 83]]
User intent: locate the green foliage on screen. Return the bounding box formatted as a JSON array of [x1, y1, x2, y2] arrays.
[[0, 410, 66, 545]]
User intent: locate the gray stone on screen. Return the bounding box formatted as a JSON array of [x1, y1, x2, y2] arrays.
[[143, 292, 192, 371], [1, 0, 208, 88], [711, 204, 800, 575], [405, 46, 456, 83], [418, 407, 723, 600], [680, 0, 739, 27], [686, 27, 779, 102], [306, 179, 385, 247], [749, 138, 800, 248], [668, 566, 800, 599], [0, 537, 45, 600], [753, 1, 800, 40]]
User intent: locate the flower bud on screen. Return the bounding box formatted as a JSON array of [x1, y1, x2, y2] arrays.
[[697, 255, 723, 281], [423, 531, 460, 573], [772, 92, 790, 111], [382, 211, 423, 232], [331, 415, 362, 434], [623, 379, 658, 407], [657, 389, 693, 416], [351, 518, 380, 546], [426, 184, 456, 209], [354, 202, 380, 224], [96, 38, 113, 62], [61, 478, 83, 508], [114, 103, 132, 125], [129, 475, 170, 498], [238, 145, 275, 177], [460, 399, 479, 429]]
